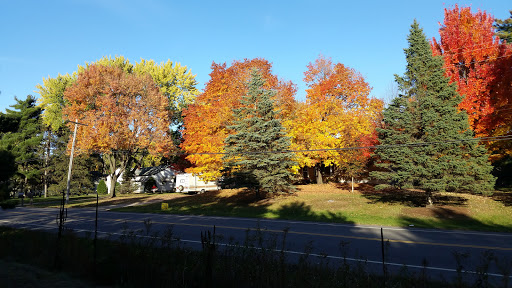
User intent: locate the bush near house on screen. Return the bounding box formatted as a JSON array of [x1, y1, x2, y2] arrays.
[[97, 180, 108, 195]]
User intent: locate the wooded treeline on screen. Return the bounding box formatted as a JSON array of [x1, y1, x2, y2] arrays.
[[1, 6, 511, 201]]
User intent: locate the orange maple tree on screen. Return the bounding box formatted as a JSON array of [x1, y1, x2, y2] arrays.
[[284, 55, 382, 184], [181, 58, 296, 180], [63, 64, 175, 197]]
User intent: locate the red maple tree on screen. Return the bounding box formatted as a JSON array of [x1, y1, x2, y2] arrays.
[[431, 5, 512, 159]]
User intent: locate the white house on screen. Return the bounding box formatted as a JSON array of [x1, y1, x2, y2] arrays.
[[133, 166, 176, 193], [105, 166, 176, 194]]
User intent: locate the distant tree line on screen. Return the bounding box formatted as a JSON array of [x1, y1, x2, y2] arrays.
[[1, 6, 511, 202]]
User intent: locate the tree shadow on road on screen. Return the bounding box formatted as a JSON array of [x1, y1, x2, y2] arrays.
[[398, 207, 512, 232], [120, 189, 275, 218]]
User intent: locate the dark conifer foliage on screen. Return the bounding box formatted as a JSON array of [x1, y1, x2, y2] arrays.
[[46, 128, 101, 196], [223, 70, 296, 196], [0, 95, 43, 195], [372, 21, 495, 205]]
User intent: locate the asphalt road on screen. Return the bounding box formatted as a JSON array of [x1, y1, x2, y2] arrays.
[[1, 206, 511, 282]]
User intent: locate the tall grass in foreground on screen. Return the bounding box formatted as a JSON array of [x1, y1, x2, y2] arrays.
[[0, 225, 510, 287]]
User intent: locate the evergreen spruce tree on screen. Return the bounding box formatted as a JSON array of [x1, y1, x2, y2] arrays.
[[0, 112, 19, 199], [371, 21, 495, 205], [0, 96, 43, 195], [370, 95, 421, 190], [223, 70, 296, 197]]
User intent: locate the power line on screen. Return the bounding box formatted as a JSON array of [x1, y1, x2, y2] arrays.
[[186, 134, 512, 156], [451, 53, 511, 66], [436, 42, 507, 57], [12, 134, 512, 161], [435, 41, 506, 55]]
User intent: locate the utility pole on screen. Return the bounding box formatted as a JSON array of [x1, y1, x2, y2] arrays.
[[65, 119, 87, 204]]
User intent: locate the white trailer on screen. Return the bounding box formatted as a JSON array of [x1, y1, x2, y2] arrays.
[[175, 173, 220, 194]]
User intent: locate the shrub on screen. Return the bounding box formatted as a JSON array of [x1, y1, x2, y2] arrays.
[[119, 180, 138, 194], [97, 180, 108, 195], [0, 199, 19, 209]]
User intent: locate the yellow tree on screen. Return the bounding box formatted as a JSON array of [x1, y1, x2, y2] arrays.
[[284, 55, 382, 184], [63, 64, 175, 197]]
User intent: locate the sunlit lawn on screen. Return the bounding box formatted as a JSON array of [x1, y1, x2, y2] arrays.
[[29, 194, 98, 204], [107, 183, 512, 232], [33, 193, 156, 208]]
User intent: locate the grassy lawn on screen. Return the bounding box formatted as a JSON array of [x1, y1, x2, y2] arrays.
[[106, 183, 512, 233], [30, 193, 153, 208], [31, 194, 98, 203]]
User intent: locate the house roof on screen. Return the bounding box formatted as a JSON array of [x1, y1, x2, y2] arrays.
[[136, 166, 171, 177]]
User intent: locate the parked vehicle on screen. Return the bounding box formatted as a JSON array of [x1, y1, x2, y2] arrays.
[[175, 173, 220, 194]]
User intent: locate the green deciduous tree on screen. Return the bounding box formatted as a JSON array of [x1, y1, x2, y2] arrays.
[[371, 21, 495, 205], [36, 74, 75, 132], [223, 70, 296, 197], [36, 74, 76, 197]]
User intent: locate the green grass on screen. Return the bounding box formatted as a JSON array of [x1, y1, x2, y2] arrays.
[[112, 184, 512, 232], [29, 194, 124, 208], [30, 194, 98, 203]]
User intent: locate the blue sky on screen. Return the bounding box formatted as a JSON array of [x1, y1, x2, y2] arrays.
[[0, 0, 510, 113]]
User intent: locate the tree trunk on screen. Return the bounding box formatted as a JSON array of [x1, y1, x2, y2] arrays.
[[104, 152, 131, 198], [44, 129, 51, 198], [315, 165, 323, 185], [109, 173, 117, 198], [351, 176, 354, 193], [105, 153, 117, 198]]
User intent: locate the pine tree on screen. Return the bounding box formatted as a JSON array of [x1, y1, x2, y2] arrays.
[[371, 21, 495, 205], [495, 10, 512, 43], [223, 70, 296, 197], [0, 96, 43, 195], [370, 95, 421, 190], [0, 149, 16, 200], [0, 113, 19, 199], [46, 128, 101, 196]]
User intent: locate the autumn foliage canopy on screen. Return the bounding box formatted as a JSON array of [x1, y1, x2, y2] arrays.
[[181, 58, 296, 180], [431, 5, 512, 159], [284, 56, 382, 177], [63, 64, 175, 157]]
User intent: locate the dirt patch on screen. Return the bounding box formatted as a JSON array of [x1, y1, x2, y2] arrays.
[[296, 183, 357, 194], [401, 206, 471, 219]]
